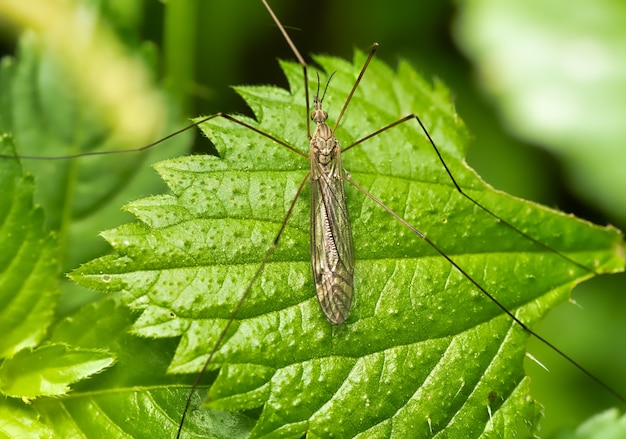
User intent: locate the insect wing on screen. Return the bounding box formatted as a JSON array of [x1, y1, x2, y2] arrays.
[[310, 148, 355, 325]]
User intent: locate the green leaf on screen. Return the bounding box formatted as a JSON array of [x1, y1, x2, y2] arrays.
[[72, 52, 624, 438], [0, 396, 52, 439], [0, 135, 58, 358], [0, 133, 59, 436], [554, 408, 626, 439], [0, 298, 251, 438], [0, 343, 115, 399]]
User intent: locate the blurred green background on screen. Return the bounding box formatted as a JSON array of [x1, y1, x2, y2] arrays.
[[1, 0, 624, 436]]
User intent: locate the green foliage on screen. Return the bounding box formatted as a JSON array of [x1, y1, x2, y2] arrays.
[[73, 55, 622, 437], [0, 343, 114, 399], [0, 5, 191, 308], [0, 1, 624, 438], [0, 136, 58, 358]]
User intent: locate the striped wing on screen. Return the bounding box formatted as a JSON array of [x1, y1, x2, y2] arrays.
[[310, 157, 355, 325]]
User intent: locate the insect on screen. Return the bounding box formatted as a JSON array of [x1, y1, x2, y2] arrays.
[[0, 1, 624, 438]]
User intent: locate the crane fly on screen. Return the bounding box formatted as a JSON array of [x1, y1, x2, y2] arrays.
[[0, 0, 624, 437], [309, 86, 355, 325]]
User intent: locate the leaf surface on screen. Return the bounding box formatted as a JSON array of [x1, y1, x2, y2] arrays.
[[0, 343, 115, 399], [73, 54, 625, 437], [0, 136, 58, 357]]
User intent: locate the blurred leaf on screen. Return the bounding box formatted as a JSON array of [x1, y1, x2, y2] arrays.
[[456, 0, 626, 222], [73, 54, 624, 437], [0, 0, 192, 315], [554, 408, 626, 439], [0, 396, 52, 439], [0, 136, 58, 358]]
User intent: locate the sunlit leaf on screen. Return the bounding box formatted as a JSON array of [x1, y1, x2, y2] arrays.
[[73, 54, 624, 437], [0, 344, 114, 399]]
